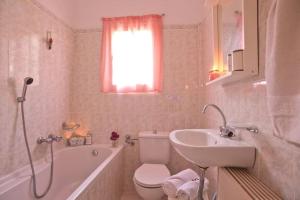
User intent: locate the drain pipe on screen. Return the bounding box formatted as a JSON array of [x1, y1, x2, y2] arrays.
[[197, 166, 208, 200]]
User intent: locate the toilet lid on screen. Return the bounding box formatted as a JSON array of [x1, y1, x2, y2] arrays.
[[134, 164, 170, 188]]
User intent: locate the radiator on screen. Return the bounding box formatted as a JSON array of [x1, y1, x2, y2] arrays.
[[218, 168, 282, 200]]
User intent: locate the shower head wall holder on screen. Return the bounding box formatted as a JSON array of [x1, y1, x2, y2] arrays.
[[47, 31, 53, 50]]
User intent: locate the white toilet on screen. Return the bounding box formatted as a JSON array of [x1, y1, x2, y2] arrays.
[[133, 131, 171, 200]]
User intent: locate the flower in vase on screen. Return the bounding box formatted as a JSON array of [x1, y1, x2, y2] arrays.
[[110, 131, 120, 141]]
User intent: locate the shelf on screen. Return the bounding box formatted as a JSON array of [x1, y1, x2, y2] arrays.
[[205, 71, 255, 86]]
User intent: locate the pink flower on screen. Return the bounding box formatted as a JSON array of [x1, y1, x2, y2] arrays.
[[110, 131, 119, 140]]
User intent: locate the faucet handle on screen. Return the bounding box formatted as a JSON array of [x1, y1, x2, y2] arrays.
[[125, 134, 138, 146], [37, 136, 52, 144], [219, 126, 235, 137], [53, 135, 63, 142], [49, 134, 63, 142], [37, 134, 64, 144], [230, 125, 259, 134]]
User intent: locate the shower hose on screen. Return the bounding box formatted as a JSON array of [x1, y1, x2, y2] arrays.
[[20, 101, 54, 198]]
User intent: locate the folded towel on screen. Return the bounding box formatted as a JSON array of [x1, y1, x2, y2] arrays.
[[176, 178, 209, 200], [176, 180, 199, 200], [162, 169, 199, 197], [163, 178, 185, 197], [170, 169, 199, 182]]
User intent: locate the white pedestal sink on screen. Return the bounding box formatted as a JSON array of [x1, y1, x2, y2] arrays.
[[169, 129, 255, 168]]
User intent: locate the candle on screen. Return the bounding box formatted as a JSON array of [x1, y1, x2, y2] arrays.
[[208, 69, 221, 81], [63, 131, 73, 139]]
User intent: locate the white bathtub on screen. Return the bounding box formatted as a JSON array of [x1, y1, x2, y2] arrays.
[[0, 144, 123, 200]]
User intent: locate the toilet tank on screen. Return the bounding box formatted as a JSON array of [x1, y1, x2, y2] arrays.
[[138, 131, 170, 164]]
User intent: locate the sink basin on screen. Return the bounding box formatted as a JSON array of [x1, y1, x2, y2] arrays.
[[169, 129, 255, 167]]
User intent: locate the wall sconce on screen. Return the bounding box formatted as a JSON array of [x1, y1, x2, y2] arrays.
[[47, 31, 53, 50]]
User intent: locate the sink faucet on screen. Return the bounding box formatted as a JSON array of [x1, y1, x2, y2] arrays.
[[202, 104, 234, 137], [37, 134, 63, 144]]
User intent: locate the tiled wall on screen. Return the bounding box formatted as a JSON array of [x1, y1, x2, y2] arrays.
[[0, 0, 74, 178], [3, 1, 299, 200], [201, 1, 300, 199], [70, 25, 204, 192]]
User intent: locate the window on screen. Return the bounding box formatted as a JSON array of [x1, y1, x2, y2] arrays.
[[100, 15, 163, 93]]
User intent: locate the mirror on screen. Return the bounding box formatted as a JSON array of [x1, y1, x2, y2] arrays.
[[207, 0, 258, 85], [219, 0, 244, 70]]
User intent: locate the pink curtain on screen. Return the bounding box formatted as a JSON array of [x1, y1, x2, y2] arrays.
[[100, 15, 163, 93]]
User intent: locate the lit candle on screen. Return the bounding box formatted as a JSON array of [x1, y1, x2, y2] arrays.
[[208, 69, 221, 81], [63, 131, 73, 139]]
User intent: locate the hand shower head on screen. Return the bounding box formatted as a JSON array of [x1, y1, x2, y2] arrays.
[[17, 77, 34, 102], [24, 77, 34, 85]]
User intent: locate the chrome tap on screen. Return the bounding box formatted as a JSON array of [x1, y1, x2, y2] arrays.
[[202, 104, 234, 137], [125, 135, 138, 146], [37, 134, 63, 144]]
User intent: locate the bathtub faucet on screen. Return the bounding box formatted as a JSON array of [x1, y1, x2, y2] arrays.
[[37, 134, 63, 144]]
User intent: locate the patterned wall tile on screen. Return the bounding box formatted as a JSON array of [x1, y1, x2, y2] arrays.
[[0, 0, 74, 177]]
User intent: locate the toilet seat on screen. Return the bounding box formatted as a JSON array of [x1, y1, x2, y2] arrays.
[[134, 164, 170, 188]]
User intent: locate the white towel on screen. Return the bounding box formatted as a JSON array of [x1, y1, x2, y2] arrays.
[[176, 178, 209, 200], [176, 180, 199, 200], [162, 169, 199, 197], [170, 169, 199, 182], [266, 0, 300, 144], [163, 178, 185, 197]]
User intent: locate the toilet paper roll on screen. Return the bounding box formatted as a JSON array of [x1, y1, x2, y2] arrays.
[[232, 49, 244, 71]]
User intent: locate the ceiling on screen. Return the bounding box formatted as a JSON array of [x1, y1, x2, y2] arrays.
[[35, 0, 209, 29]]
